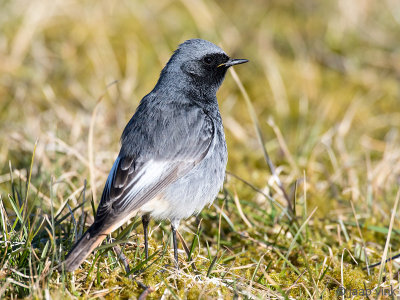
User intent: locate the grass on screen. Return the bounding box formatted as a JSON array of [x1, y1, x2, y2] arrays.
[[1, 0, 400, 298]]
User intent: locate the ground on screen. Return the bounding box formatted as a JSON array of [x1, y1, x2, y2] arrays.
[[1, 0, 400, 299]]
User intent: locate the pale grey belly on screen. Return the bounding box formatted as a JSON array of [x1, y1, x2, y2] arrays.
[[141, 129, 227, 221]]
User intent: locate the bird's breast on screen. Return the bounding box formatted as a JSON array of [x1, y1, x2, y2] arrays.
[[144, 123, 227, 221]]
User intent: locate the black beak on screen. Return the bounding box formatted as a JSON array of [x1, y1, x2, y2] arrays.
[[219, 58, 249, 68]]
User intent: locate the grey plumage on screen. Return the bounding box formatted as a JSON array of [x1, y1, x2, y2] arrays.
[[62, 39, 248, 272]]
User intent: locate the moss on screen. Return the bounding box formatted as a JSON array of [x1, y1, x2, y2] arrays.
[[2, 0, 400, 298]]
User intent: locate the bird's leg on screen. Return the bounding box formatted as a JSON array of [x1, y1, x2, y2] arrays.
[[172, 227, 179, 267], [171, 219, 180, 269], [142, 214, 150, 260]]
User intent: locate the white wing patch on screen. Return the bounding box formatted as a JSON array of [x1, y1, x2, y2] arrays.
[[117, 160, 170, 210]]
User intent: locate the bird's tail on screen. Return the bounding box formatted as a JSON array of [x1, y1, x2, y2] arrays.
[[61, 227, 106, 272]]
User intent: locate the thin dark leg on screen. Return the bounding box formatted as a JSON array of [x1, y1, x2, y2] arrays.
[[142, 214, 150, 260], [171, 223, 179, 268]]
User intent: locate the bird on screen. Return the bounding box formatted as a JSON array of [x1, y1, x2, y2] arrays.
[[62, 38, 248, 272]]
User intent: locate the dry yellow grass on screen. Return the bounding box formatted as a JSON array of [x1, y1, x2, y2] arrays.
[[1, 0, 400, 298]]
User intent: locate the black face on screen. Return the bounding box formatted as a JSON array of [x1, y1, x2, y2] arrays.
[[181, 53, 230, 85], [200, 53, 230, 71]]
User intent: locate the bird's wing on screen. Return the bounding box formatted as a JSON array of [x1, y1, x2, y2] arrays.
[[91, 101, 214, 233]]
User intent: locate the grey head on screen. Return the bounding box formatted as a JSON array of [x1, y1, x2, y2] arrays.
[[155, 39, 248, 96]]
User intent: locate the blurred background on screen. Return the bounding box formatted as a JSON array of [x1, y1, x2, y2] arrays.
[[1, 0, 400, 298]]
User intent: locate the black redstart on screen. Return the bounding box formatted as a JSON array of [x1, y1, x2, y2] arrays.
[[63, 39, 248, 271]]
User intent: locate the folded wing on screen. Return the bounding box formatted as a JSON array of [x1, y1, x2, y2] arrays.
[[90, 101, 214, 235]]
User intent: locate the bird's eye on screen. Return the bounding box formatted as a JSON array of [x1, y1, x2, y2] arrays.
[[203, 56, 214, 65]]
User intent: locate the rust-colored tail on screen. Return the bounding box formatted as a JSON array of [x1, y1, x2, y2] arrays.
[[61, 227, 106, 272]]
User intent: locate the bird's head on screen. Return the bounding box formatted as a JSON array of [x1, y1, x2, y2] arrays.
[[160, 39, 248, 94]]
